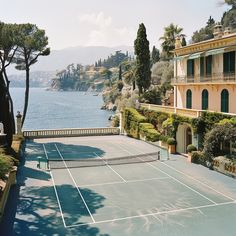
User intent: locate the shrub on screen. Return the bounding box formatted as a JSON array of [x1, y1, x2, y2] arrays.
[[191, 151, 205, 164], [123, 108, 147, 138], [139, 123, 160, 142], [111, 115, 120, 127], [167, 138, 176, 145], [0, 153, 15, 180], [159, 135, 169, 143], [187, 144, 197, 153]]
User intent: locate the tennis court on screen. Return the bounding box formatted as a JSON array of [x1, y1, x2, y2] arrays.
[[5, 135, 236, 236]]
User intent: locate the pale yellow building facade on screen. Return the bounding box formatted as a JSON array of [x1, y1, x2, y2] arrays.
[[173, 27, 236, 115]]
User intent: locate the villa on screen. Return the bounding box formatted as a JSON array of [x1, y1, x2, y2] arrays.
[[142, 24, 236, 154]]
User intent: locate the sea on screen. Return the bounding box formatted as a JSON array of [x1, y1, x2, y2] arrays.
[[10, 88, 114, 131]]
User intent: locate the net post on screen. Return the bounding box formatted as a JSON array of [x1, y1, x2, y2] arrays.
[[157, 151, 160, 160]]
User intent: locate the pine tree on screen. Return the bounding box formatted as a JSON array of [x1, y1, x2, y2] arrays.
[[134, 23, 151, 94], [119, 65, 122, 80]]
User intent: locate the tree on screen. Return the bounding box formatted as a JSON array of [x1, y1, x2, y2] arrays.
[[118, 65, 122, 80], [134, 23, 151, 94], [0, 22, 19, 146], [159, 23, 183, 60], [192, 16, 215, 43], [101, 68, 112, 87], [151, 46, 160, 66], [122, 60, 136, 90], [15, 24, 50, 127]]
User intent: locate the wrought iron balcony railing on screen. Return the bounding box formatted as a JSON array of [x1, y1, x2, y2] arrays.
[[172, 72, 236, 84]]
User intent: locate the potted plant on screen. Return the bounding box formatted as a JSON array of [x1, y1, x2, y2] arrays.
[[167, 138, 176, 154], [186, 144, 197, 162]]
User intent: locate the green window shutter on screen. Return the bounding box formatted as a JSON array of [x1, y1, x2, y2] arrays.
[[187, 59, 194, 77], [221, 89, 229, 113], [186, 89, 192, 109], [200, 57, 204, 77], [223, 52, 229, 73], [206, 55, 212, 76], [202, 89, 208, 110], [229, 51, 235, 73]]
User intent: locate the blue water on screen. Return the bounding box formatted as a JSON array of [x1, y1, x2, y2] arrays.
[[10, 88, 114, 130]]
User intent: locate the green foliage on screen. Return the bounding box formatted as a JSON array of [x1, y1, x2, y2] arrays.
[[116, 80, 124, 92], [140, 108, 169, 128], [95, 51, 128, 69], [123, 108, 147, 138], [159, 23, 183, 60], [134, 23, 151, 94], [122, 60, 136, 90], [191, 151, 205, 164], [221, 6, 236, 29], [111, 115, 120, 127], [140, 88, 162, 105], [0, 150, 15, 180], [151, 61, 173, 96], [187, 144, 197, 153], [167, 137, 176, 145], [191, 16, 215, 43], [151, 46, 160, 66], [139, 123, 160, 142], [203, 123, 236, 161]]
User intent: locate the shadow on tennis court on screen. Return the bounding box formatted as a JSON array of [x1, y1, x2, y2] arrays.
[[1, 179, 109, 236], [45, 142, 106, 160]]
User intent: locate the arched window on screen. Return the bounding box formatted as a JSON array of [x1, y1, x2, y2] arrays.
[[221, 89, 229, 113], [202, 89, 209, 110], [186, 89, 192, 109]]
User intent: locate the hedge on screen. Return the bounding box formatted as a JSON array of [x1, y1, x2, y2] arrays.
[[139, 123, 160, 142], [123, 108, 147, 138]]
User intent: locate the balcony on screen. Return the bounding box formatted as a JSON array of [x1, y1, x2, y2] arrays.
[[172, 72, 236, 85]]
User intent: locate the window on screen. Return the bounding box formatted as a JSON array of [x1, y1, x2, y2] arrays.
[[221, 89, 229, 113], [202, 89, 208, 110], [223, 51, 235, 74], [186, 89, 192, 109], [206, 55, 212, 76], [187, 59, 194, 77]]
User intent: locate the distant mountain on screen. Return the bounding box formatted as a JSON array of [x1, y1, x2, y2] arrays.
[[8, 45, 134, 75]]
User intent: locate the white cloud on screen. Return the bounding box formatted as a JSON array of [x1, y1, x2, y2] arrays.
[[78, 12, 135, 46]]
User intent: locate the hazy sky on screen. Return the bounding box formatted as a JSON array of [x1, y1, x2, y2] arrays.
[[1, 0, 229, 50]]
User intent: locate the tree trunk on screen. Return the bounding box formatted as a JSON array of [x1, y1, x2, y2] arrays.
[[0, 74, 13, 146], [21, 67, 30, 127], [3, 69, 16, 134]]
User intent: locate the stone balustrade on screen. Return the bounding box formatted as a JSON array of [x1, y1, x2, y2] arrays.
[[23, 127, 120, 139]]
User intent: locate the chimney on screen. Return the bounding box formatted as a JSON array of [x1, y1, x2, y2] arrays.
[[175, 36, 182, 49], [213, 23, 223, 39], [223, 27, 231, 37]]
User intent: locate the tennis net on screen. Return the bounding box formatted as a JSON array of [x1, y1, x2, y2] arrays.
[[48, 152, 159, 169]]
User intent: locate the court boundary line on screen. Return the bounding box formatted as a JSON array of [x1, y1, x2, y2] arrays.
[[65, 200, 235, 228], [93, 152, 127, 183], [43, 144, 67, 228], [116, 144, 217, 205], [79, 176, 170, 188], [54, 144, 96, 223], [161, 161, 236, 201]]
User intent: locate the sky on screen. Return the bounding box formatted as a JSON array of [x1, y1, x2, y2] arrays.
[[0, 0, 230, 50]]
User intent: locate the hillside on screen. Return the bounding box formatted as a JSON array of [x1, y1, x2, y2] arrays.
[[8, 45, 133, 74]]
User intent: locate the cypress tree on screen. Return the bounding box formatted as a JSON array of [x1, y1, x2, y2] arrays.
[[134, 23, 151, 94]]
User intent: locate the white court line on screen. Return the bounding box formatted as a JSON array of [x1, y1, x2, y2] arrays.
[[55, 144, 96, 223], [66, 201, 235, 228], [93, 152, 127, 183], [117, 144, 217, 205], [146, 162, 217, 204], [79, 176, 170, 188], [43, 144, 67, 228], [161, 162, 236, 201]]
